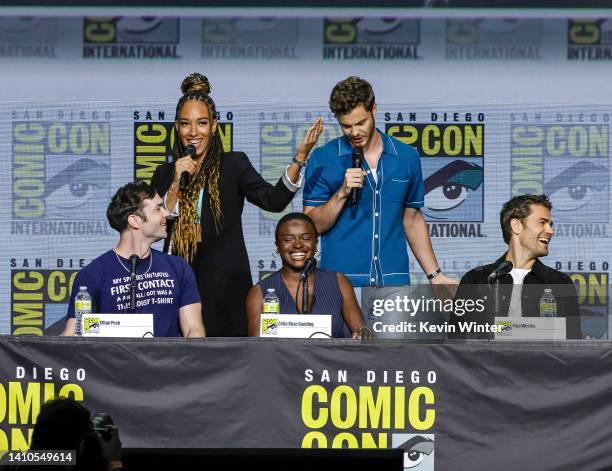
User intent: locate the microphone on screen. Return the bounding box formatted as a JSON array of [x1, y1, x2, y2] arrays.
[[487, 260, 513, 283], [299, 257, 318, 281], [300, 256, 317, 314], [350, 146, 364, 205], [128, 254, 139, 313], [129, 254, 139, 277], [179, 144, 197, 191]]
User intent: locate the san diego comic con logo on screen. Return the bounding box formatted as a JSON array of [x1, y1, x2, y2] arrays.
[[261, 317, 278, 334], [83, 17, 180, 59], [11, 112, 112, 236], [445, 19, 542, 60], [132, 110, 234, 184], [257, 112, 339, 232], [255, 113, 339, 279], [0, 17, 58, 58], [301, 368, 436, 470], [510, 115, 609, 237], [9, 256, 83, 336], [558, 266, 609, 339], [384, 112, 485, 239], [323, 18, 421, 60], [0, 365, 86, 452], [568, 20, 612, 61], [202, 18, 298, 59]]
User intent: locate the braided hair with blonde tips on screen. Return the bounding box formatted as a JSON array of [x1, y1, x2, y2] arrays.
[[171, 73, 224, 262]]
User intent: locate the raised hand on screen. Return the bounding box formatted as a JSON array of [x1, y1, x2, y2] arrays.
[[295, 117, 324, 161]]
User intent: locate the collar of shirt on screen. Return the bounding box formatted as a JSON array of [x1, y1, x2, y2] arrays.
[[336, 129, 400, 158]]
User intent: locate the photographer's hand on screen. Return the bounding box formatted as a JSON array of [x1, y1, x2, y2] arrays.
[[95, 426, 123, 471]]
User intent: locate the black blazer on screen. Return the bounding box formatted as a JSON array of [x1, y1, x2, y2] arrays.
[[151, 151, 296, 336], [449, 254, 582, 340], [152, 151, 294, 256]]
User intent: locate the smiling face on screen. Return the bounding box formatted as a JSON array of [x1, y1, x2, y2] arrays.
[[337, 104, 377, 149], [276, 219, 318, 272], [176, 99, 217, 159], [135, 194, 169, 242], [512, 203, 554, 258]]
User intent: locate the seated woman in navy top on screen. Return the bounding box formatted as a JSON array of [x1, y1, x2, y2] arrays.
[[246, 212, 366, 338]]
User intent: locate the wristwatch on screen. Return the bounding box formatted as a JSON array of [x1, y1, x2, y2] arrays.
[[426, 268, 441, 280], [292, 157, 308, 168]]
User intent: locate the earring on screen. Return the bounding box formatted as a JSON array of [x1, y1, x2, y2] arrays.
[[272, 249, 279, 258]]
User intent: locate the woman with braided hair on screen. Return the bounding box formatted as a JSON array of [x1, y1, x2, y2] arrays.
[[152, 73, 323, 336]]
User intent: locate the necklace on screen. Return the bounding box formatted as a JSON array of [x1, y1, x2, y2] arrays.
[[113, 249, 153, 275]]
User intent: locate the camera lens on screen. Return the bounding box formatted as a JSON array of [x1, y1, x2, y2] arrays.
[[91, 413, 114, 440]]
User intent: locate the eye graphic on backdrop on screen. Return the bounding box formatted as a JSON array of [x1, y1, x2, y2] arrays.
[[423, 160, 483, 220], [544, 160, 608, 212], [405, 450, 425, 468], [44, 159, 110, 217], [396, 435, 435, 470], [238, 18, 281, 33], [358, 18, 402, 35], [0, 17, 41, 34], [116, 17, 164, 36], [479, 19, 522, 34]]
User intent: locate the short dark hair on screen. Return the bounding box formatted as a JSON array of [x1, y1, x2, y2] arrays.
[[275, 212, 318, 243], [31, 398, 92, 451], [500, 194, 552, 244], [329, 76, 375, 116], [107, 181, 157, 233]]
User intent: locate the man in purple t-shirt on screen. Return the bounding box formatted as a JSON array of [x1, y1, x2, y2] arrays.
[[63, 181, 205, 337]]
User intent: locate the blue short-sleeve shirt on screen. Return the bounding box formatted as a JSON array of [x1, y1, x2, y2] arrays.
[[303, 130, 424, 287]]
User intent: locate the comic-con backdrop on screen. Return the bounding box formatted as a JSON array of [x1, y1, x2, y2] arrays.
[[0, 16, 609, 337]]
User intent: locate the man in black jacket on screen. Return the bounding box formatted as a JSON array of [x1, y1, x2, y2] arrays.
[[449, 194, 581, 339]]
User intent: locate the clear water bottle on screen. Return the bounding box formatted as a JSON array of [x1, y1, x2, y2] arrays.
[[263, 288, 280, 314], [539, 289, 557, 318], [74, 286, 92, 336]]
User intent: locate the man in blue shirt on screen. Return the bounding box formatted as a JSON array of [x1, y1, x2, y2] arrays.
[[304, 76, 455, 336], [63, 181, 205, 337]]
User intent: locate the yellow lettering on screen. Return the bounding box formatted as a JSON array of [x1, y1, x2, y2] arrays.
[[58, 384, 84, 400], [408, 387, 435, 430], [326, 20, 356, 44], [331, 432, 359, 448], [302, 385, 328, 429], [9, 382, 40, 425], [464, 125, 483, 156], [330, 386, 357, 429], [360, 432, 388, 449], [358, 386, 390, 429], [85, 17, 116, 43], [10, 428, 33, 451], [301, 431, 327, 448], [569, 21, 600, 45], [47, 271, 67, 302], [136, 124, 167, 144], [13, 272, 44, 291], [422, 125, 441, 156]]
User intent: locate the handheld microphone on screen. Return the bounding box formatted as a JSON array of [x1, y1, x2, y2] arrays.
[[179, 144, 197, 191], [487, 260, 513, 283], [350, 146, 364, 205], [299, 257, 318, 281]]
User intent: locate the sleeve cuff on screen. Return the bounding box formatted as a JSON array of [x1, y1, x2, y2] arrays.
[[282, 165, 303, 193], [163, 192, 180, 219]]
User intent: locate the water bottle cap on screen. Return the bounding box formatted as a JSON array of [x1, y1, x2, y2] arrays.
[[79, 286, 87, 290], [544, 288, 552, 293], [267, 288, 275, 293]]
